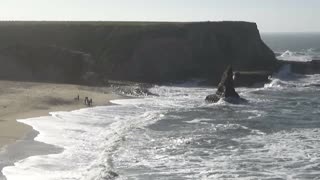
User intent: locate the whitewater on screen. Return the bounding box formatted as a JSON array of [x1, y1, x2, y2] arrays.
[[2, 63, 320, 179], [3, 34, 320, 179]]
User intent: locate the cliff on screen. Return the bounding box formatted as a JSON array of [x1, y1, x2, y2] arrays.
[[0, 44, 94, 83], [0, 21, 277, 84]]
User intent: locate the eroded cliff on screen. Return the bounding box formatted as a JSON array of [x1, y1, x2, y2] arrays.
[[0, 21, 277, 84]]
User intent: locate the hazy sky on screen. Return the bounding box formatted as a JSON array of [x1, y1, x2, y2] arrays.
[[0, 0, 319, 32]]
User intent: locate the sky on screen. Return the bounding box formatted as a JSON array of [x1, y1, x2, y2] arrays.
[[0, 0, 319, 32]]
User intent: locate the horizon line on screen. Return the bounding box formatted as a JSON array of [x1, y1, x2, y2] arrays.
[[0, 20, 318, 33]]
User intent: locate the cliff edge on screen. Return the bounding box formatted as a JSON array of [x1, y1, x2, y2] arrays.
[[0, 21, 277, 84]]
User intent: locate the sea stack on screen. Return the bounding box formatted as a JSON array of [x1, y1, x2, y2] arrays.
[[205, 66, 242, 103]]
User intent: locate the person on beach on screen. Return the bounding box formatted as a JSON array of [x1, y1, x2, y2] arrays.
[[84, 97, 89, 105], [88, 99, 93, 106], [74, 95, 80, 101]]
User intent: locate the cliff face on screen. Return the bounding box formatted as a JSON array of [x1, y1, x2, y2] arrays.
[[0, 45, 94, 83], [0, 21, 277, 84]]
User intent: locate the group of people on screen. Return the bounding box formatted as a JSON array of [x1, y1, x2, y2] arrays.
[[74, 95, 93, 107], [84, 97, 93, 107]]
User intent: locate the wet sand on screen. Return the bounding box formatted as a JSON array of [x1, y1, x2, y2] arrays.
[[0, 80, 123, 179], [0, 80, 121, 149]]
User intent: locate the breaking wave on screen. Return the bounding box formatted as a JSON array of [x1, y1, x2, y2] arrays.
[[277, 48, 320, 62], [3, 65, 320, 179]]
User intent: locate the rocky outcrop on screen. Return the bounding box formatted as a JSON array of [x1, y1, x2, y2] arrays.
[[234, 71, 272, 87], [0, 21, 277, 84], [126, 22, 277, 83], [205, 66, 242, 103], [110, 81, 158, 97], [277, 60, 320, 74]]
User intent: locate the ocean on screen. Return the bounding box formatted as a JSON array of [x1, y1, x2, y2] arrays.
[[2, 33, 320, 179], [262, 32, 320, 61]]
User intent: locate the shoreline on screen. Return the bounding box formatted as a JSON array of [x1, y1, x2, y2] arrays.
[[0, 80, 123, 180], [0, 123, 63, 180], [0, 104, 121, 180]]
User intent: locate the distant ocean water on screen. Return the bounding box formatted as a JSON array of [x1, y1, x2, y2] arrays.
[[3, 33, 320, 179], [262, 32, 320, 61]]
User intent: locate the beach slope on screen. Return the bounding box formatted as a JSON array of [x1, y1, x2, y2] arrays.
[[0, 80, 120, 148]]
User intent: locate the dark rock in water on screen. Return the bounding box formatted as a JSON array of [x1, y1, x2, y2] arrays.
[[217, 66, 240, 98], [205, 66, 242, 103], [205, 94, 221, 103], [234, 71, 272, 87], [277, 60, 320, 74]]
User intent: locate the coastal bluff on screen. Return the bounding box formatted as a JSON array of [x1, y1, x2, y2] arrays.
[[0, 21, 277, 84]]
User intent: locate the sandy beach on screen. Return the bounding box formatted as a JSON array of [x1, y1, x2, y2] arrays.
[[0, 80, 121, 149]]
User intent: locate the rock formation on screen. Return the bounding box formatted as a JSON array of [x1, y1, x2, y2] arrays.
[[205, 66, 242, 103], [110, 82, 159, 97], [277, 60, 320, 74], [0, 21, 277, 85], [233, 71, 272, 87], [0, 45, 95, 84]]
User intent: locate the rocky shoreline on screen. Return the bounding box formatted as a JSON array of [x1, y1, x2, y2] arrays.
[[1, 21, 319, 89], [277, 59, 320, 74], [109, 80, 158, 97]]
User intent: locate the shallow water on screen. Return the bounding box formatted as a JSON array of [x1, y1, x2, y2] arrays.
[[262, 33, 320, 62], [112, 78, 320, 179], [2, 32, 320, 180], [2, 68, 320, 179]]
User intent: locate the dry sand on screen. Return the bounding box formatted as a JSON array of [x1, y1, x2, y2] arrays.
[[0, 80, 121, 149]]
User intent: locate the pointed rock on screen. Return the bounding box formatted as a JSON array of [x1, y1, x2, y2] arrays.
[[205, 66, 241, 103]]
